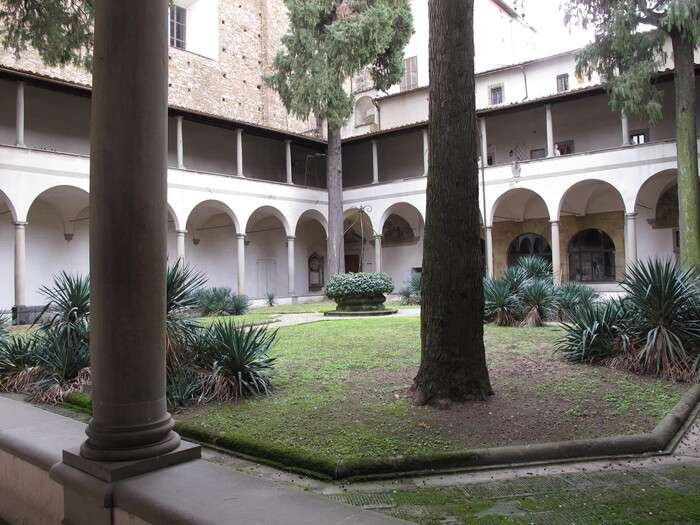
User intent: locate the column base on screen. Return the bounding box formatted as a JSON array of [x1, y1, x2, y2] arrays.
[[66, 440, 200, 483]]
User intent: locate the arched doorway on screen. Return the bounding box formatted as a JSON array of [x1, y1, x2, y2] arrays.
[[507, 233, 551, 267], [568, 229, 616, 282]]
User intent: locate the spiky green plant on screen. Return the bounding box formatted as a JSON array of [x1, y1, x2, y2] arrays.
[[265, 291, 276, 307], [228, 294, 251, 316], [29, 321, 91, 403], [517, 255, 552, 281], [500, 266, 530, 296], [621, 259, 700, 379], [198, 321, 277, 401], [196, 287, 235, 316], [556, 300, 630, 363], [556, 282, 599, 321], [484, 277, 522, 326], [38, 272, 90, 327], [399, 273, 422, 305], [0, 313, 9, 343], [520, 279, 557, 327], [166, 365, 202, 410], [166, 260, 206, 351], [0, 335, 38, 392]]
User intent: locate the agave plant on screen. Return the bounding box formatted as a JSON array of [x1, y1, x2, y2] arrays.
[[0, 335, 38, 392], [198, 321, 277, 401], [517, 255, 552, 281], [38, 272, 90, 327], [196, 287, 235, 316], [166, 364, 202, 410], [167, 260, 207, 351], [621, 259, 700, 380], [28, 321, 91, 403], [556, 299, 629, 363], [484, 277, 522, 326], [265, 291, 276, 307], [556, 282, 598, 321], [500, 266, 530, 295], [0, 313, 9, 343], [228, 294, 251, 316], [520, 279, 557, 327]]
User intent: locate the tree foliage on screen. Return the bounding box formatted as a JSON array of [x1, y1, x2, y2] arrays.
[[565, 0, 700, 123], [266, 0, 413, 128], [0, 0, 94, 69]]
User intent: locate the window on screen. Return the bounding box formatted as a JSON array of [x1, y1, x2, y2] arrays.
[[489, 85, 504, 105], [486, 146, 495, 166], [170, 5, 187, 50], [400, 56, 418, 92], [630, 129, 649, 145], [507, 233, 552, 267], [568, 229, 616, 282], [354, 96, 376, 127], [556, 74, 569, 93], [530, 148, 546, 160], [555, 140, 575, 156]]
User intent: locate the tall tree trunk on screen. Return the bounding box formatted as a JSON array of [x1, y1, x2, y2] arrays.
[[671, 31, 700, 271], [413, 0, 493, 406], [327, 123, 345, 275]]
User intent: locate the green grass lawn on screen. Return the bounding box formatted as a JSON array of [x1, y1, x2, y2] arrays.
[[176, 317, 687, 476]]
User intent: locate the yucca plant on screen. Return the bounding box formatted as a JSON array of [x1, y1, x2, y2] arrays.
[[500, 266, 530, 295], [198, 321, 277, 401], [517, 255, 552, 281], [0, 335, 38, 393], [520, 279, 557, 327], [166, 365, 202, 410], [228, 294, 251, 316], [265, 291, 276, 307], [484, 277, 522, 326], [0, 314, 9, 343], [556, 299, 629, 363], [167, 260, 207, 351], [196, 287, 235, 316], [556, 282, 598, 321], [37, 272, 90, 327], [621, 259, 700, 380], [29, 321, 91, 403]]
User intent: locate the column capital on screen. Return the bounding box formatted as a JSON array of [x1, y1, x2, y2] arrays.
[[236, 233, 246, 240], [625, 212, 638, 219], [549, 220, 560, 226], [373, 234, 383, 241], [284, 138, 292, 145], [14, 221, 27, 227], [286, 235, 296, 242], [175, 229, 187, 235], [484, 225, 492, 231]]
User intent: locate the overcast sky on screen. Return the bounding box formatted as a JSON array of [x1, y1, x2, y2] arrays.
[[520, 0, 594, 57]]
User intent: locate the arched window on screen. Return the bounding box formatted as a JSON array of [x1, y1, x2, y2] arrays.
[[568, 229, 616, 282], [354, 96, 376, 127], [507, 233, 551, 267]]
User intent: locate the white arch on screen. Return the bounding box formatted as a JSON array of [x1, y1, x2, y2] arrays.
[[378, 201, 425, 233], [343, 206, 378, 235], [632, 169, 677, 213], [19, 181, 89, 223], [0, 188, 18, 223], [245, 205, 292, 237], [292, 208, 328, 237], [185, 199, 241, 233], [557, 179, 626, 220], [489, 187, 550, 226]]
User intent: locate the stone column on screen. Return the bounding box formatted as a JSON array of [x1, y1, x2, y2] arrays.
[[550, 220, 561, 285], [485, 226, 494, 278], [422, 128, 429, 175], [285, 140, 293, 184], [371, 140, 379, 184], [80, 0, 180, 461], [176, 230, 186, 261], [374, 234, 382, 273], [625, 213, 637, 270], [621, 112, 630, 146], [287, 236, 296, 296], [16, 81, 24, 147], [13, 222, 26, 308], [479, 118, 488, 166], [236, 128, 244, 177], [545, 104, 555, 158], [236, 233, 246, 294], [176, 115, 184, 169]]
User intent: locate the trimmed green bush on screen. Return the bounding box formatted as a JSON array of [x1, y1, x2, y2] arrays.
[[325, 272, 394, 300]]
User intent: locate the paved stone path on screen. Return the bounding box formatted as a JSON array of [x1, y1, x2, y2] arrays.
[[269, 307, 420, 328]]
